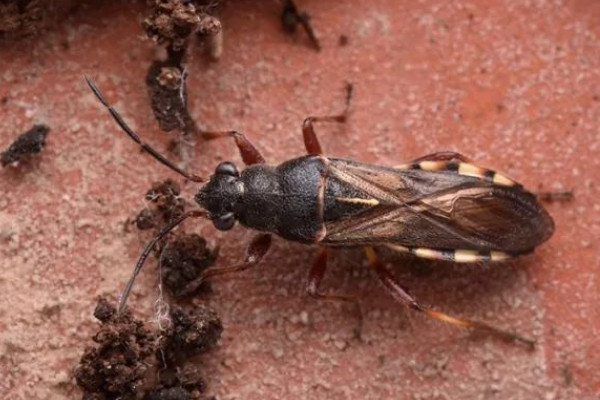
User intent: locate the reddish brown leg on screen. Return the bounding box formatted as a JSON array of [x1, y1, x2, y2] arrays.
[[535, 190, 574, 202], [178, 233, 272, 296], [411, 151, 471, 163], [281, 0, 321, 51], [306, 247, 357, 303], [364, 247, 535, 349], [303, 83, 353, 155], [202, 130, 265, 165]]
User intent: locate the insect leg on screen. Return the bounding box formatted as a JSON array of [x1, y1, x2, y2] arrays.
[[177, 233, 272, 296], [410, 151, 471, 163], [535, 190, 574, 202], [302, 83, 353, 154], [85, 77, 204, 182], [306, 248, 357, 303], [118, 210, 206, 313], [281, 0, 321, 51], [364, 247, 535, 349], [201, 130, 265, 165]]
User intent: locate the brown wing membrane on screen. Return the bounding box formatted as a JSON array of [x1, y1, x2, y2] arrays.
[[322, 159, 554, 253]]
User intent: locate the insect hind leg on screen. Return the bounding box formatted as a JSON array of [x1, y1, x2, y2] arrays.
[[307, 248, 359, 303], [306, 247, 364, 334], [535, 190, 574, 202], [302, 83, 353, 155], [365, 247, 535, 349]]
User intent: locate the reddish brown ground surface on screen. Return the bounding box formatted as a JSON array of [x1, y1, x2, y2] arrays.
[[1, 1, 599, 399]]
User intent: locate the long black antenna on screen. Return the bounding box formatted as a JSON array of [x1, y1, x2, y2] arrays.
[[85, 76, 203, 182], [118, 210, 206, 313]]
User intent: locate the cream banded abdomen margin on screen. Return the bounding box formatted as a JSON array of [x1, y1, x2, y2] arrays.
[[394, 161, 519, 187], [384, 244, 514, 263]]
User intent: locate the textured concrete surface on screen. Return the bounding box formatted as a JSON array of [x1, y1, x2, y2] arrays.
[[0, 1, 598, 399]]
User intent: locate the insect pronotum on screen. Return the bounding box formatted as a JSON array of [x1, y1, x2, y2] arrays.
[[87, 77, 555, 348]]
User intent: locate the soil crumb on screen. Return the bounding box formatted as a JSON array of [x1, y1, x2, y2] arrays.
[[142, 0, 222, 53], [74, 298, 158, 399], [0, 0, 43, 37], [135, 178, 186, 230], [160, 233, 218, 298], [75, 298, 223, 400], [1, 124, 49, 167], [146, 62, 197, 134], [160, 305, 223, 365]]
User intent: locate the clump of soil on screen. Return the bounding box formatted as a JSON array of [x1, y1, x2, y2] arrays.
[[1, 124, 49, 166], [148, 306, 222, 398], [133, 179, 218, 298], [146, 62, 197, 134], [135, 178, 186, 230], [75, 298, 222, 400], [74, 298, 158, 399], [142, 0, 222, 55], [164, 306, 222, 358], [160, 233, 218, 298], [0, 0, 43, 37], [142, 1, 223, 163]]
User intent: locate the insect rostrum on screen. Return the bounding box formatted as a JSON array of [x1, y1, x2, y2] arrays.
[[87, 77, 554, 348]]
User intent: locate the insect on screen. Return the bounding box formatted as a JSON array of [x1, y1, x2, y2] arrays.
[[86, 77, 555, 348]]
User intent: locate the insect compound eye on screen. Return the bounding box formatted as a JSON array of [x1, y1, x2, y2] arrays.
[[213, 212, 235, 231], [216, 161, 239, 177]]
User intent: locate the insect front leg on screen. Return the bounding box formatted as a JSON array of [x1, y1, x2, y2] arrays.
[[177, 233, 272, 296], [364, 247, 535, 349], [202, 130, 266, 165], [302, 83, 353, 155], [306, 248, 358, 303]]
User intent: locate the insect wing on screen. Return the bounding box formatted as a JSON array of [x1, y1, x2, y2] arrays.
[[322, 159, 554, 254]]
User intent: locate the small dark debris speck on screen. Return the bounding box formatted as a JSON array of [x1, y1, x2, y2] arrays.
[[1, 124, 49, 167]]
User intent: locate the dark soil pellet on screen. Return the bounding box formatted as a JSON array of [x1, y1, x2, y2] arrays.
[[162, 305, 222, 360], [146, 61, 195, 133], [1, 124, 49, 166], [160, 233, 218, 297], [135, 207, 158, 230]]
